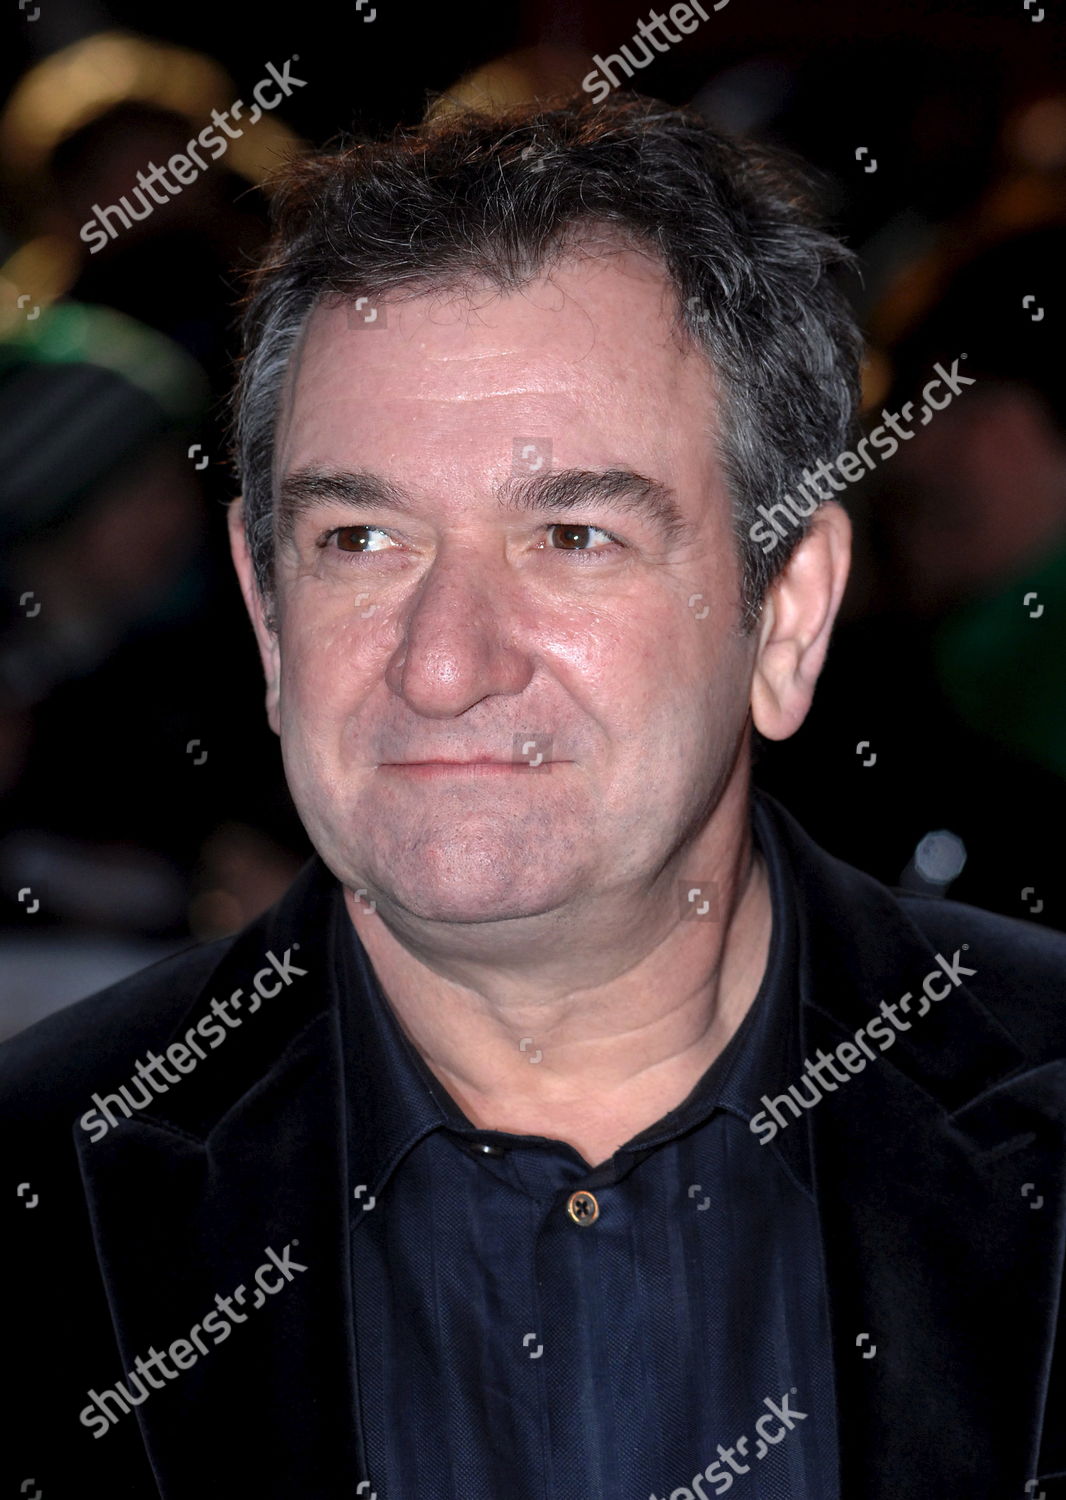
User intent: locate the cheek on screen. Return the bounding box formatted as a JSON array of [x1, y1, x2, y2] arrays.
[[674, 615, 757, 781], [276, 603, 377, 731], [572, 599, 747, 752], [545, 605, 654, 688]]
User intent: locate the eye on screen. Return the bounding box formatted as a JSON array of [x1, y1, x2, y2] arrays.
[[322, 525, 394, 553], [317, 522, 624, 559], [544, 523, 622, 557]]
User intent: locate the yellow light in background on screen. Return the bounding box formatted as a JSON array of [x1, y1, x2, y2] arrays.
[[0, 30, 306, 314], [1006, 95, 1066, 171], [0, 234, 79, 336], [0, 30, 304, 188], [859, 347, 892, 416]]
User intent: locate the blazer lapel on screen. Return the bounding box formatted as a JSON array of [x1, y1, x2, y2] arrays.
[[768, 797, 1066, 1499], [75, 855, 369, 1492]]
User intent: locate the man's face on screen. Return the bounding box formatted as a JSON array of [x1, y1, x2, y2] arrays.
[[252, 248, 761, 924]]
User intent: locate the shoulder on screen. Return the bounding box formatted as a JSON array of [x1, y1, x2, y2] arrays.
[[0, 849, 333, 1132], [890, 889, 1066, 1055], [757, 788, 1066, 1059], [0, 933, 235, 1127]]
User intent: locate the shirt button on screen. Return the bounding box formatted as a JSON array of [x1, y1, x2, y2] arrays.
[[566, 1190, 600, 1226]]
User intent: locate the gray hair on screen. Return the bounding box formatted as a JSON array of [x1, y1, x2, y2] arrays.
[[229, 93, 863, 630]]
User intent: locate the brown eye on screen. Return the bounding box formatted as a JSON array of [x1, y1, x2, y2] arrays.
[[325, 525, 392, 553], [552, 524, 593, 550], [335, 525, 374, 552], [549, 523, 623, 553]]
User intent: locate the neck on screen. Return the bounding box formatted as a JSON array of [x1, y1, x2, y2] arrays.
[[345, 793, 773, 1169]]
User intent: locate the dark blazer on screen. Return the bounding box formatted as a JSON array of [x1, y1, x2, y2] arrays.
[[3, 791, 1066, 1498]]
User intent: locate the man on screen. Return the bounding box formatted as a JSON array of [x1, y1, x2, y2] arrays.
[[3, 95, 1065, 1499]]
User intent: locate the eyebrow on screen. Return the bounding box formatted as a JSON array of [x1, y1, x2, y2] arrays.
[[275, 465, 695, 549]]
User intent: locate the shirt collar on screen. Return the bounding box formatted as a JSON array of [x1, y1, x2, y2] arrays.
[[335, 788, 812, 1200]]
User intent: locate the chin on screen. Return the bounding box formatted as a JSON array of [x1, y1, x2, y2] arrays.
[[360, 853, 577, 926], [386, 892, 555, 925]]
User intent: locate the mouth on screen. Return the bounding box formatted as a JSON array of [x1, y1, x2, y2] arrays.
[[380, 758, 564, 775]]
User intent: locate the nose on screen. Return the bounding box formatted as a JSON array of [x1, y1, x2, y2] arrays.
[[383, 540, 534, 717]]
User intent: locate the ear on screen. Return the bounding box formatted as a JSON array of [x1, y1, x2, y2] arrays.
[[750, 500, 851, 741], [227, 497, 281, 736]]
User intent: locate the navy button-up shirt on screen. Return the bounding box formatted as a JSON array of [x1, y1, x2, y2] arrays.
[[338, 792, 839, 1499]]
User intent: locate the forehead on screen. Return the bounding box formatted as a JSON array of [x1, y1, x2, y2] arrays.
[[275, 248, 723, 475]]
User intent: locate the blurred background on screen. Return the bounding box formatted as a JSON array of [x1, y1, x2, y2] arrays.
[[1, 0, 1064, 1038]]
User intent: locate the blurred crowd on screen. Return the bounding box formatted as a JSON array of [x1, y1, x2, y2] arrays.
[[1, 17, 1064, 1035]]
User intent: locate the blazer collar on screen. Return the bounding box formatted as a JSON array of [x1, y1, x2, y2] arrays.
[[753, 787, 1029, 1114]]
